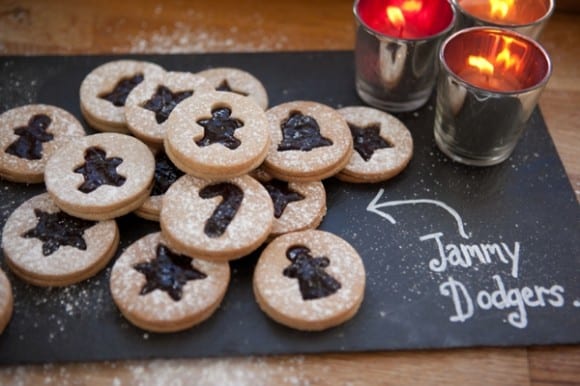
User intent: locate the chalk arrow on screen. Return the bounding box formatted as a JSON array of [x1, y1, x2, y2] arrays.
[[366, 188, 471, 239]]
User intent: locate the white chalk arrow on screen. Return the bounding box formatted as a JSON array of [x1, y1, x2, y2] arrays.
[[366, 188, 471, 239]]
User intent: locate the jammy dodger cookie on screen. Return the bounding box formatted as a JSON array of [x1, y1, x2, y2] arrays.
[[253, 230, 366, 331], [160, 174, 273, 261], [196, 67, 269, 110], [0, 104, 85, 183], [0, 268, 13, 334], [134, 150, 184, 222], [252, 168, 326, 238], [164, 91, 271, 180], [125, 71, 213, 146], [1, 193, 119, 287], [80, 60, 165, 133], [263, 101, 353, 182], [337, 106, 413, 183], [110, 232, 230, 333], [44, 132, 155, 221]]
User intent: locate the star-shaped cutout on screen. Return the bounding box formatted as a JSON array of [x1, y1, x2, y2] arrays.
[[151, 151, 184, 196], [5, 114, 54, 160], [348, 123, 392, 162], [141, 85, 193, 124], [22, 209, 96, 256], [133, 244, 207, 301], [215, 80, 249, 97], [74, 147, 127, 193], [261, 179, 305, 218], [283, 245, 341, 301], [196, 107, 244, 150], [99, 73, 144, 107], [278, 111, 333, 152]]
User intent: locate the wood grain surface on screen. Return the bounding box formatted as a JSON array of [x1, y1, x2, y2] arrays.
[[0, 1, 578, 385]]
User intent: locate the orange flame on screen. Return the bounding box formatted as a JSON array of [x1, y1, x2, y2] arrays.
[[495, 36, 523, 72], [468, 56, 494, 76], [386, 6, 405, 30], [386, 1, 422, 32], [489, 0, 515, 19], [468, 36, 524, 77], [401, 0, 423, 12]]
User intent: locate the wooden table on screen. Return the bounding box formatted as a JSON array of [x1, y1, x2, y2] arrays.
[[0, 1, 578, 384]]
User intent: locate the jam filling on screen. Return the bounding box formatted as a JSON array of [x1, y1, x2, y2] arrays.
[[133, 244, 207, 301], [151, 152, 184, 196], [99, 73, 144, 107], [74, 146, 126, 193], [261, 179, 305, 218], [196, 107, 243, 150], [5, 114, 53, 160], [141, 85, 193, 124], [348, 122, 393, 162], [216, 80, 249, 97], [199, 182, 243, 238], [282, 245, 341, 300], [278, 111, 333, 152], [22, 209, 96, 256]]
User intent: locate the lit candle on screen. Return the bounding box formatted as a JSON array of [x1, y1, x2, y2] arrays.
[[452, 0, 554, 39], [354, 0, 456, 112], [357, 0, 454, 39], [433, 27, 552, 166]]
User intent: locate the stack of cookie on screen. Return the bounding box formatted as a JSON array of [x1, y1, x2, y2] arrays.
[[0, 58, 414, 334]]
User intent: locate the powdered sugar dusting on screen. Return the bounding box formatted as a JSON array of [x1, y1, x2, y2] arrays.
[[0, 355, 322, 386]]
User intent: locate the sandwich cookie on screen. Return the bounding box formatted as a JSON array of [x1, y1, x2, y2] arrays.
[[110, 232, 230, 333], [160, 174, 273, 261], [134, 150, 184, 222], [1, 193, 118, 286], [263, 101, 353, 182], [196, 67, 269, 110], [0, 268, 13, 334], [125, 71, 213, 146], [252, 168, 326, 238], [45, 132, 155, 220], [164, 91, 270, 180], [253, 230, 365, 331], [337, 106, 413, 183], [0, 104, 85, 183], [80, 60, 165, 133]]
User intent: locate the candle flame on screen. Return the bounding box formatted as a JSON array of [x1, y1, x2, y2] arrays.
[[468, 56, 495, 76], [401, 0, 423, 12], [386, 6, 405, 30], [489, 0, 515, 19], [496, 36, 523, 72], [467, 36, 525, 78]]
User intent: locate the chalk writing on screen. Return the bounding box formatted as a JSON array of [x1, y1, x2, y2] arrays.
[[366, 189, 576, 330], [420, 232, 520, 278], [366, 188, 471, 239], [440, 275, 565, 329]]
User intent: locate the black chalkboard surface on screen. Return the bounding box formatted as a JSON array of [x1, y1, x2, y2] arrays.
[[0, 52, 578, 365]]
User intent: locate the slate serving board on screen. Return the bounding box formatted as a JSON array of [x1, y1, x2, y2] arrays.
[[0, 52, 578, 365]]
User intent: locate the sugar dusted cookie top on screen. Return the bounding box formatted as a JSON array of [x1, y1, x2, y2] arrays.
[[45, 132, 155, 220], [1, 193, 119, 286], [337, 106, 413, 183], [0, 104, 85, 183], [125, 71, 213, 145], [160, 174, 273, 261], [164, 91, 270, 180], [110, 232, 230, 333], [254, 230, 366, 331], [263, 101, 353, 182], [196, 67, 269, 110], [80, 60, 165, 132]]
